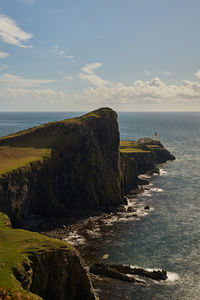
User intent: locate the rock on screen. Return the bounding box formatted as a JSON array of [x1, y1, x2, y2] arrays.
[[144, 205, 150, 210], [137, 178, 150, 185], [122, 196, 128, 205], [90, 263, 167, 282], [117, 205, 127, 212], [90, 264, 145, 284], [127, 206, 136, 212], [128, 186, 144, 195]]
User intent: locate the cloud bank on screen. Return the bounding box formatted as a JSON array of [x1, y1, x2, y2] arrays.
[[0, 73, 55, 88], [1, 64, 200, 110]]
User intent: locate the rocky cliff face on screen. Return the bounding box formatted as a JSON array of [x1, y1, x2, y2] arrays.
[[120, 153, 138, 195], [15, 248, 96, 300], [0, 108, 122, 226], [0, 109, 175, 226], [120, 138, 175, 193]]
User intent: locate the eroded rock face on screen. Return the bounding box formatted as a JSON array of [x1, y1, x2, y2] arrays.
[[120, 138, 175, 194], [29, 250, 96, 300], [14, 249, 97, 300]]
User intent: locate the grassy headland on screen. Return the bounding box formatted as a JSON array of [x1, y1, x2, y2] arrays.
[[0, 212, 73, 299]]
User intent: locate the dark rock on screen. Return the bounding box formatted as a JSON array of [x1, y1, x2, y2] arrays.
[[144, 205, 150, 210], [122, 196, 128, 205], [90, 264, 145, 284], [137, 178, 150, 185], [117, 206, 127, 213], [90, 263, 167, 282], [127, 206, 136, 212]]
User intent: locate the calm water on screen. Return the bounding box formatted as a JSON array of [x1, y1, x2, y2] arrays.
[[0, 111, 200, 299]]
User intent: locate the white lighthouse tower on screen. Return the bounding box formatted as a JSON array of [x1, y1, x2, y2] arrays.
[[154, 132, 158, 141]]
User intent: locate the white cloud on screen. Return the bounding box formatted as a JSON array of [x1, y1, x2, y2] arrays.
[[48, 45, 75, 61], [195, 70, 200, 79], [0, 51, 9, 59], [1, 66, 200, 110], [0, 73, 55, 88], [75, 76, 200, 109], [78, 62, 112, 87], [0, 14, 33, 48]]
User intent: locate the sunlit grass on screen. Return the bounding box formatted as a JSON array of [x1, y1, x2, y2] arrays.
[[120, 140, 150, 153], [0, 213, 73, 298], [0, 146, 51, 175]]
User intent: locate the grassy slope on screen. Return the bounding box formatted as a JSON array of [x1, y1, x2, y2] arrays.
[[0, 212, 74, 299], [0, 108, 111, 176]]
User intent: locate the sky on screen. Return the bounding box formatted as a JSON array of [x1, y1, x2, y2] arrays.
[[0, 0, 200, 111]]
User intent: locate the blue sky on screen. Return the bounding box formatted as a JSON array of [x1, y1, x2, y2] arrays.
[[0, 0, 200, 111]]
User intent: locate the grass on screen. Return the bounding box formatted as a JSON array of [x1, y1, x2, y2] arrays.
[[0, 107, 114, 176], [0, 212, 74, 299], [120, 140, 150, 153], [0, 146, 50, 175]]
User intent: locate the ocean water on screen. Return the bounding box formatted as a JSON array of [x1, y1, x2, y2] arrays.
[[0, 111, 200, 299]]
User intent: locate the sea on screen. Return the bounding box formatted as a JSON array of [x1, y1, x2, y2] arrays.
[[0, 111, 200, 300]]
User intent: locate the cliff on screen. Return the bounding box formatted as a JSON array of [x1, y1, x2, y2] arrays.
[[0, 108, 122, 226], [0, 108, 175, 225], [120, 138, 175, 193], [0, 108, 175, 299], [0, 212, 96, 300]]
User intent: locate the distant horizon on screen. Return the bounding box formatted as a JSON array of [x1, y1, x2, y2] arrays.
[[0, 110, 200, 113]]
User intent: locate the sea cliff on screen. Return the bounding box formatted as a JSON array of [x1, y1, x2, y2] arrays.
[[0, 108, 122, 227], [0, 107, 175, 299], [120, 138, 175, 194]]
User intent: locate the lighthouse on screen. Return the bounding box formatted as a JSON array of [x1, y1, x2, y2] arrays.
[[154, 132, 158, 141]]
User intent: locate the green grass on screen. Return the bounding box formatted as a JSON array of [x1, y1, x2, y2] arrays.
[[120, 140, 150, 153], [0, 107, 114, 176], [0, 146, 51, 175], [120, 148, 150, 153], [0, 213, 74, 299]]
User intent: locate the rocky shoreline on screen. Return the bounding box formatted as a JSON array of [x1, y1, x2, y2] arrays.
[[32, 161, 174, 299]]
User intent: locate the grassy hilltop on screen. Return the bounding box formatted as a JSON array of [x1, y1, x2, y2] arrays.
[[0, 108, 110, 176]]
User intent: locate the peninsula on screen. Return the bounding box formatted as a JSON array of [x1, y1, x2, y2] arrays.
[[0, 108, 175, 299]]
